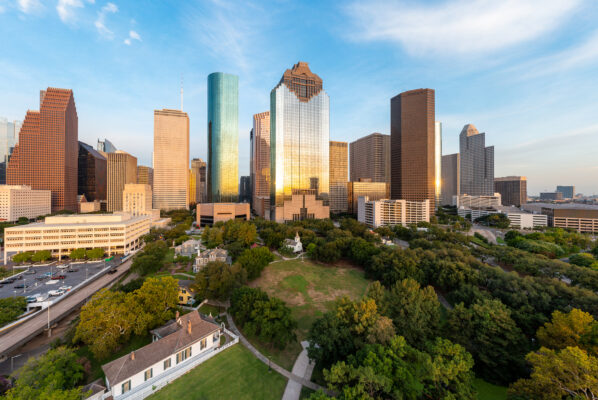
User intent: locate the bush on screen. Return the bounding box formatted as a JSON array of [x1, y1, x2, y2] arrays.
[[31, 250, 52, 262], [0, 297, 27, 327], [12, 251, 33, 264], [69, 248, 86, 260]]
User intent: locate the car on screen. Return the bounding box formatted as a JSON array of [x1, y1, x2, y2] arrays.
[[59, 285, 72, 292], [48, 289, 65, 297], [56, 264, 70, 269], [26, 296, 37, 303], [107, 268, 118, 274], [43, 272, 53, 277], [35, 293, 48, 301], [66, 268, 79, 273], [36, 276, 48, 281], [13, 284, 29, 289], [51, 275, 66, 280], [4, 278, 16, 284], [16, 274, 23, 280], [45, 279, 59, 285], [24, 269, 36, 275]]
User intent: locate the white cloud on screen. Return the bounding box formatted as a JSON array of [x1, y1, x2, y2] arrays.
[[345, 0, 582, 56], [123, 29, 141, 45], [94, 2, 118, 38], [18, 0, 43, 14], [56, 0, 83, 22]]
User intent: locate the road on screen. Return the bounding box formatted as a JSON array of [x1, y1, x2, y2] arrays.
[[0, 258, 133, 359]]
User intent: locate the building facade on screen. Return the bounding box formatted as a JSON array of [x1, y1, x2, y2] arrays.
[[434, 122, 442, 207], [153, 109, 189, 211], [197, 203, 250, 226], [78, 141, 107, 201], [190, 158, 206, 203], [349, 132, 390, 184], [97, 138, 117, 154], [270, 62, 330, 222], [358, 196, 430, 228], [540, 192, 564, 201], [0, 185, 51, 222], [7, 88, 78, 212], [459, 124, 494, 196], [208, 72, 239, 203], [454, 193, 501, 208], [251, 112, 270, 218], [329, 141, 348, 214], [390, 89, 436, 210], [494, 176, 527, 207], [441, 153, 460, 206], [137, 166, 154, 189], [556, 185, 575, 199], [239, 176, 251, 203], [0, 118, 22, 185], [348, 180, 389, 214], [123, 184, 154, 217], [107, 151, 137, 212]]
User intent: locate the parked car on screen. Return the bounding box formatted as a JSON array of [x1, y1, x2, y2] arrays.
[[13, 284, 29, 289], [45, 279, 59, 285], [59, 285, 72, 292], [24, 269, 36, 275], [48, 289, 65, 297], [43, 272, 53, 277], [16, 275, 23, 280], [56, 264, 70, 269], [66, 268, 79, 273], [51, 274, 66, 280], [4, 278, 16, 284]]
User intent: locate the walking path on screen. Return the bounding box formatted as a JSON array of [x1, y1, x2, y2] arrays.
[[282, 341, 316, 400]]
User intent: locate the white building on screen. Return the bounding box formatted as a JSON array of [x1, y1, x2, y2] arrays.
[[194, 248, 229, 273], [284, 232, 303, 253], [453, 193, 501, 208], [358, 196, 430, 228], [0, 185, 51, 222], [458, 206, 547, 229], [4, 212, 150, 264]]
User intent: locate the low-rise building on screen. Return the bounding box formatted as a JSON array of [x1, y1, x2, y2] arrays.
[[540, 192, 563, 201], [194, 248, 229, 273], [524, 203, 598, 233], [0, 185, 51, 222], [357, 196, 430, 228], [453, 193, 501, 208], [284, 232, 303, 253], [3, 212, 150, 264], [175, 239, 201, 258], [197, 203, 250, 226], [178, 280, 195, 305], [457, 206, 548, 229]]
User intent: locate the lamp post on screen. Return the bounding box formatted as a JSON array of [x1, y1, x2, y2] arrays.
[[10, 354, 21, 372]]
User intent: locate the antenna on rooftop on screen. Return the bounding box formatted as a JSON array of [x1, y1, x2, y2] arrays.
[[180, 73, 184, 112]]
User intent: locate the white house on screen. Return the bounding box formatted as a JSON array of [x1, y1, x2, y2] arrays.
[[284, 232, 303, 253], [194, 248, 230, 273]]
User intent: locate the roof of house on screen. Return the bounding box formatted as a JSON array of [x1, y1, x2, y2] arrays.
[[102, 311, 219, 386], [197, 248, 228, 258], [178, 280, 193, 290]]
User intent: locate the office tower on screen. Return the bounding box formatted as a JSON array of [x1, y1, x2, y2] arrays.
[[137, 166, 154, 189], [556, 185, 575, 199], [7, 88, 78, 212], [191, 158, 206, 203], [349, 132, 390, 183], [434, 121, 442, 208], [123, 183, 153, 217], [251, 112, 270, 218], [153, 109, 189, 211], [390, 88, 436, 210], [270, 61, 330, 222], [348, 180, 389, 214], [97, 138, 117, 153], [495, 176, 527, 207], [441, 153, 460, 205], [239, 176, 251, 203], [329, 141, 348, 213], [0, 185, 51, 222], [459, 124, 494, 196], [107, 151, 137, 212], [189, 169, 197, 204], [0, 118, 22, 184], [207, 72, 239, 203], [78, 141, 107, 201]]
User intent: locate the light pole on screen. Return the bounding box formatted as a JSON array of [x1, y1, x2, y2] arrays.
[[10, 354, 21, 372]]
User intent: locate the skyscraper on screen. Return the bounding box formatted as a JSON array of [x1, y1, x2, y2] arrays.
[[78, 141, 107, 201], [349, 132, 390, 183], [189, 169, 197, 204], [153, 109, 189, 210], [0, 118, 22, 185], [97, 138, 117, 154], [107, 151, 137, 212], [495, 176, 527, 207], [435, 121, 442, 208], [390, 88, 436, 210], [270, 62, 330, 222], [207, 72, 238, 203], [441, 153, 460, 205], [191, 158, 206, 203], [556, 185, 575, 199], [329, 141, 348, 214], [251, 112, 270, 218], [7, 88, 79, 212], [459, 124, 494, 196], [137, 166, 154, 189], [239, 176, 251, 203]]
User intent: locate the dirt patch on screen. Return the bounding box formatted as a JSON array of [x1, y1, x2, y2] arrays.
[[308, 287, 353, 304]]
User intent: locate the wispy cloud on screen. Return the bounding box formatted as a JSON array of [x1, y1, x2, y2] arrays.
[[123, 29, 141, 45], [94, 2, 118, 38], [56, 0, 83, 22], [17, 0, 43, 14], [345, 0, 582, 56]]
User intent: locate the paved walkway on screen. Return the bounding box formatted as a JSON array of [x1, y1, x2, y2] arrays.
[[282, 341, 316, 400]]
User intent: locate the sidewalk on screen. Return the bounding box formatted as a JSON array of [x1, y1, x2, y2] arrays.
[[282, 341, 316, 400]]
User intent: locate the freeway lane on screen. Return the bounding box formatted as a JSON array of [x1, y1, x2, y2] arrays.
[[0, 258, 133, 358]]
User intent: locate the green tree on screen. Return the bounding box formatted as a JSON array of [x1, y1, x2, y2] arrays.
[[12, 251, 33, 264], [192, 261, 246, 300], [202, 226, 224, 249], [31, 250, 52, 262], [424, 337, 476, 400], [133, 276, 179, 330], [86, 248, 105, 259], [536, 308, 598, 356], [17, 216, 29, 224], [222, 220, 257, 246], [0, 297, 27, 326], [569, 253, 596, 268], [236, 246, 275, 280], [69, 248, 86, 260], [367, 248, 423, 287]]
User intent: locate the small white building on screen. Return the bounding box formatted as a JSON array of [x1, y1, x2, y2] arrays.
[[175, 239, 201, 258], [284, 232, 303, 253], [0, 185, 51, 222], [194, 248, 230, 273], [458, 206, 548, 229]]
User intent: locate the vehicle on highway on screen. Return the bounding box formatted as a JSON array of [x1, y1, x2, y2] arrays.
[[35, 293, 48, 301], [107, 268, 118, 274], [26, 296, 37, 303], [16, 275, 23, 280], [51, 274, 66, 280], [3, 278, 16, 284], [45, 279, 59, 285], [43, 272, 53, 277], [66, 268, 79, 273], [24, 269, 36, 275], [13, 284, 29, 289], [48, 289, 65, 297], [56, 264, 70, 269], [59, 285, 72, 292]]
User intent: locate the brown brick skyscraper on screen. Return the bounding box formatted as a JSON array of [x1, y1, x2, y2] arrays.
[[7, 88, 78, 212], [390, 89, 436, 210]]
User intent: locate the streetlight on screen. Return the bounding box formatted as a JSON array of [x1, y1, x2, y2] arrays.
[[10, 354, 21, 372]]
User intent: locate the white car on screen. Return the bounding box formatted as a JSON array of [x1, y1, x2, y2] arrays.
[[59, 285, 72, 292], [45, 279, 59, 285], [48, 289, 65, 297], [56, 264, 70, 269], [35, 293, 48, 302]]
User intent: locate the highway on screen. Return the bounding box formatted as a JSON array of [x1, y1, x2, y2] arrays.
[[0, 258, 133, 359]]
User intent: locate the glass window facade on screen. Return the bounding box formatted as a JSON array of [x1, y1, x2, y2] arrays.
[[0, 118, 21, 185]]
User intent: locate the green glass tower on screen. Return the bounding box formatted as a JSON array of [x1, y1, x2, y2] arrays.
[[207, 72, 239, 203]]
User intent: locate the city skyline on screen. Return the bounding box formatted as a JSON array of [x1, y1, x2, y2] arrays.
[[1, 1, 598, 195]]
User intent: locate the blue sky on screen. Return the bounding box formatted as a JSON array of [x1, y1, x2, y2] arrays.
[[1, 0, 597, 195]]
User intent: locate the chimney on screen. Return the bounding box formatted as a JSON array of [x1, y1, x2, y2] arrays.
[[187, 319, 192, 335], [131, 351, 135, 361]]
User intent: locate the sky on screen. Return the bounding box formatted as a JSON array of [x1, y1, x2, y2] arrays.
[[1, 0, 597, 196]]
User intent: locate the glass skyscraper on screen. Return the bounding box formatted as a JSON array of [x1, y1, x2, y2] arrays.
[[207, 72, 239, 203], [459, 124, 494, 196], [270, 62, 330, 222], [0, 118, 22, 184]]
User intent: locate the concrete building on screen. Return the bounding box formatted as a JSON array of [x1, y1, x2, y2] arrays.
[[329, 141, 348, 214], [97, 138, 117, 154], [0, 118, 22, 185], [358, 196, 430, 228], [107, 151, 137, 212], [457, 206, 547, 229], [153, 109, 189, 211], [194, 248, 230, 272], [78, 141, 107, 201], [348, 180, 389, 214], [454, 194, 501, 208], [540, 192, 564, 201], [175, 239, 201, 258], [191, 158, 207, 204], [7, 88, 78, 212], [122, 183, 162, 226], [349, 132, 390, 184], [0, 185, 51, 222], [270, 62, 330, 222], [4, 212, 150, 263], [137, 166, 154, 189], [495, 176, 527, 207], [196, 203, 250, 226], [556, 185, 575, 199], [459, 124, 494, 196], [391, 89, 437, 210], [441, 153, 460, 206], [250, 112, 270, 218], [523, 203, 598, 233], [208, 73, 239, 203]]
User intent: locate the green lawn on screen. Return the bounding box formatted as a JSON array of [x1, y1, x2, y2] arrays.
[[148, 345, 287, 400], [198, 304, 223, 316], [474, 378, 507, 400]]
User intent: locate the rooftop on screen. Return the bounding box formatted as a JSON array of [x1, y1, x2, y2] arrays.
[[5, 213, 150, 230]]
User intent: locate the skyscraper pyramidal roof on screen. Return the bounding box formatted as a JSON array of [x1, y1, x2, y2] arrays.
[[460, 124, 479, 137]]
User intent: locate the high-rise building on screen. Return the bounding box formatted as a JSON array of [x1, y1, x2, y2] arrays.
[[251, 112, 270, 218], [556, 185, 575, 199], [358, 196, 430, 228], [153, 109, 189, 211], [239, 176, 251, 203], [189, 169, 197, 205], [207, 72, 239, 203], [123, 183, 153, 217], [270, 62, 330, 222], [137, 166, 154, 189], [0, 185, 51, 222], [495, 176, 527, 207], [107, 151, 137, 212], [434, 122, 442, 208], [7, 88, 78, 212], [349, 132, 390, 184], [191, 158, 206, 203], [348, 180, 389, 214], [390, 88, 436, 210], [78, 141, 107, 201], [97, 138, 117, 154], [441, 153, 460, 206], [329, 141, 348, 214], [459, 124, 494, 196], [0, 118, 22, 184]]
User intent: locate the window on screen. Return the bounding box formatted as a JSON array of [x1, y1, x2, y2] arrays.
[[144, 368, 153, 381], [121, 380, 131, 394], [200, 338, 207, 350], [176, 347, 192, 364], [164, 358, 171, 370]]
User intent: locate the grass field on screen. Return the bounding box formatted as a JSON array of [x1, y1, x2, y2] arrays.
[[474, 378, 508, 400], [148, 345, 287, 400]]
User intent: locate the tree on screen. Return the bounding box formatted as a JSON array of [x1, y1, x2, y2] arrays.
[[236, 246, 275, 280], [12, 251, 33, 264], [569, 253, 596, 268], [86, 248, 105, 259], [367, 248, 423, 287], [536, 308, 598, 356], [509, 346, 598, 400], [0, 297, 27, 326], [69, 248, 86, 260], [222, 220, 257, 246], [133, 277, 179, 330], [202, 226, 223, 249], [424, 338, 476, 400], [131, 254, 162, 276], [31, 250, 52, 262], [192, 261, 246, 300]]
